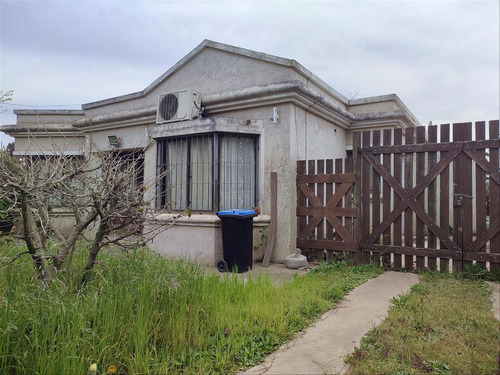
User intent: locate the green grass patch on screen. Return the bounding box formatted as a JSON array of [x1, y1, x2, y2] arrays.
[[346, 272, 500, 374], [0, 238, 382, 374]]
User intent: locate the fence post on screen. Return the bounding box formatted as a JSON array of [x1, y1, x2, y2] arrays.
[[352, 132, 363, 264]]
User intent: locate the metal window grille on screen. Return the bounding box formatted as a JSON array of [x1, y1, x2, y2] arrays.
[[29, 155, 85, 208], [156, 133, 257, 211]]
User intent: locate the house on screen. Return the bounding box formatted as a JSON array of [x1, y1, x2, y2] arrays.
[[1, 40, 420, 265]]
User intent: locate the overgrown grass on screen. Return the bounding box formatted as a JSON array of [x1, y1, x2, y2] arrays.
[[346, 271, 500, 374], [0, 237, 382, 374]]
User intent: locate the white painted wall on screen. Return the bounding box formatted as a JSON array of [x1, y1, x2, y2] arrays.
[[14, 135, 85, 155]]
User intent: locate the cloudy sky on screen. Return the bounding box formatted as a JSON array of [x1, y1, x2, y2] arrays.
[[1, 0, 498, 146]]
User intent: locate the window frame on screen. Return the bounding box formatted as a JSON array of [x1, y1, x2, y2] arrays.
[[26, 154, 85, 209], [156, 132, 259, 212]]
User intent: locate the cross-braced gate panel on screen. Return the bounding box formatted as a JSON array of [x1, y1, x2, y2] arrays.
[[296, 159, 357, 260], [359, 121, 499, 272]]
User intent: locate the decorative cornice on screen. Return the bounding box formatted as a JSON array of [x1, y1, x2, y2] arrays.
[[351, 110, 416, 129], [72, 106, 156, 131], [0, 125, 80, 136], [13, 109, 84, 115], [13, 150, 84, 156], [203, 81, 354, 128], [349, 94, 421, 127], [75, 81, 355, 130], [73, 81, 419, 132]]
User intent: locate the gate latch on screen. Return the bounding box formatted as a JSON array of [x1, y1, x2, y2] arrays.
[[453, 194, 473, 207]]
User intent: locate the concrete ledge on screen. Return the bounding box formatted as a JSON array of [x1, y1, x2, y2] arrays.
[[147, 214, 271, 266], [153, 213, 270, 227]]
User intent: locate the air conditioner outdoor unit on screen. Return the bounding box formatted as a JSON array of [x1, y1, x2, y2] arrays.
[[156, 89, 202, 124]]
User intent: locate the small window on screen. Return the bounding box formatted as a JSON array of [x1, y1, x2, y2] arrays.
[[28, 155, 84, 209]]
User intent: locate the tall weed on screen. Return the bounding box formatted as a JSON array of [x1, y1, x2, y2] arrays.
[[1, 240, 381, 374]]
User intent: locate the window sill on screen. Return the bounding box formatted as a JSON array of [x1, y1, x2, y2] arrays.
[[151, 213, 270, 227]]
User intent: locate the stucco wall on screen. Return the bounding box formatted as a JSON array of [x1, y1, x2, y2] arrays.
[[14, 135, 85, 155], [292, 106, 347, 161], [348, 97, 401, 115], [87, 124, 153, 152], [146, 214, 270, 267], [150, 103, 296, 262], [84, 47, 348, 117], [146, 100, 349, 263], [15, 112, 84, 126], [345, 126, 404, 147]]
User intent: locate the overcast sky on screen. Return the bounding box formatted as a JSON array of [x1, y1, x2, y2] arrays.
[[1, 0, 499, 146]]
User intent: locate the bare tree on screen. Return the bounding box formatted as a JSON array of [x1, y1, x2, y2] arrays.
[[0, 139, 181, 281], [0, 90, 13, 112]]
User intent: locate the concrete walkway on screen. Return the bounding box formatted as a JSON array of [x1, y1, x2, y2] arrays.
[[240, 271, 419, 375]]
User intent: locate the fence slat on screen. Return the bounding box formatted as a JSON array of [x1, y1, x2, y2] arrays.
[[325, 159, 334, 243], [415, 127, 426, 271], [404, 127, 415, 271], [317, 159, 325, 257], [307, 160, 319, 260], [440, 124, 451, 272], [427, 125, 438, 271], [489, 120, 500, 272], [452, 123, 464, 272], [344, 157, 356, 264], [362, 131, 372, 263], [353, 132, 363, 265], [382, 129, 392, 267], [297, 160, 306, 252], [372, 130, 381, 250], [475, 121, 487, 269], [462, 123, 473, 270], [393, 128, 403, 270]]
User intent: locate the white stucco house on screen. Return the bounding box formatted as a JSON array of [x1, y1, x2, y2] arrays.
[[1, 40, 420, 265]]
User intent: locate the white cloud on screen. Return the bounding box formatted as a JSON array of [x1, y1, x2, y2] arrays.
[[1, 0, 498, 144]]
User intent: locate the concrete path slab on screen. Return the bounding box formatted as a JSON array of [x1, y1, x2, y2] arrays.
[[240, 271, 419, 375]]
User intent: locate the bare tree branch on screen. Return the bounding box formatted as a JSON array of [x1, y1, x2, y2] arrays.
[[1, 130, 179, 281]]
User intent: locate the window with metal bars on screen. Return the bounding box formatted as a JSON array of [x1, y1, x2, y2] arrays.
[[156, 133, 258, 211], [28, 155, 84, 208]]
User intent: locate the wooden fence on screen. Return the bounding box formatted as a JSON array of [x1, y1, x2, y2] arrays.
[[296, 120, 499, 272], [296, 158, 359, 261]]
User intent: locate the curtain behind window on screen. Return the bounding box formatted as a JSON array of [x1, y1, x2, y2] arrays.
[[219, 135, 255, 210], [190, 136, 213, 210], [166, 138, 189, 210]]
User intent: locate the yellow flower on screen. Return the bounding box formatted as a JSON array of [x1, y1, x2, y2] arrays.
[[107, 365, 117, 374], [89, 363, 98, 375]]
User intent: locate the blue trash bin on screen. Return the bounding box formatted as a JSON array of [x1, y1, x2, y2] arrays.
[[216, 209, 257, 273]]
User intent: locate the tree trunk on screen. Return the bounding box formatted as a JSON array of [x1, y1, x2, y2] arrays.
[[84, 218, 107, 272], [20, 192, 47, 279]]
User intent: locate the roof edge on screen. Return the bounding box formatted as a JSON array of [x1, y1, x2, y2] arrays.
[[82, 39, 349, 110], [76, 81, 354, 129], [350, 94, 421, 127], [0, 125, 80, 135], [14, 109, 84, 115]]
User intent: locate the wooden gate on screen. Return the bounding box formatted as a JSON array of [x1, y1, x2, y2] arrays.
[[359, 121, 499, 272], [296, 120, 499, 272], [296, 159, 360, 260]]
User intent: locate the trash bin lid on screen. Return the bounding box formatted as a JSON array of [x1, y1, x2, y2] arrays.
[[216, 209, 256, 218]]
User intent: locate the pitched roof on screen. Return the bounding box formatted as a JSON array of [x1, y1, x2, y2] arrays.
[[82, 39, 348, 109]]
